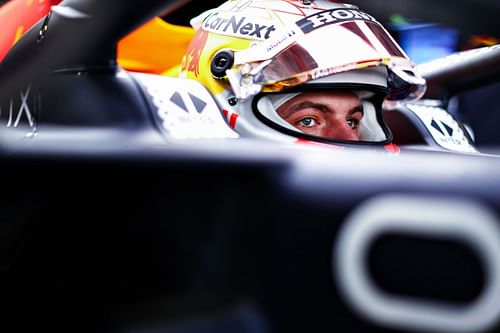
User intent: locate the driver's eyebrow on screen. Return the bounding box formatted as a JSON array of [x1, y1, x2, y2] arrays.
[[280, 100, 364, 118], [349, 105, 364, 116], [280, 101, 329, 118]]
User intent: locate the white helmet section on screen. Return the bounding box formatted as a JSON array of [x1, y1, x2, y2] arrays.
[[357, 99, 386, 141], [222, 0, 424, 101], [258, 93, 302, 130], [218, 89, 300, 143]]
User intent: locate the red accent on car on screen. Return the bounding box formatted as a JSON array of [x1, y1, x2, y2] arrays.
[[229, 113, 238, 128], [384, 143, 401, 154], [295, 138, 343, 150]]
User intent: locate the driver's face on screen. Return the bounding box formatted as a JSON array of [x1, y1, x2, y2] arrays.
[[276, 91, 363, 141]]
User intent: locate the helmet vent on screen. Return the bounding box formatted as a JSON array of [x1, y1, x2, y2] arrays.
[[211, 49, 234, 79]]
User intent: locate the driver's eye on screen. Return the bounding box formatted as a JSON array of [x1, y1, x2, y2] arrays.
[[299, 117, 316, 127], [347, 118, 359, 128]]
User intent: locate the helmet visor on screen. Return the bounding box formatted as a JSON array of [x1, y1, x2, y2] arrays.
[[228, 13, 426, 101], [254, 89, 391, 144]]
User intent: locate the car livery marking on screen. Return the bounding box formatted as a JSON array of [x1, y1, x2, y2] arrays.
[[13, 25, 24, 45], [297, 8, 378, 33], [406, 104, 477, 153], [335, 195, 500, 333], [170, 91, 207, 114], [170, 91, 188, 112], [1, 86, 34, 128], [188, 92, 207, 114], [1, 100, 11, 127], [202, 11, 276, 40], [133, 73, 238, 140], [222, 109, 239, 128]]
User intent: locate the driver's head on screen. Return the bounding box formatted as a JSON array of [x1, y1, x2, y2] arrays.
[[273, 90, 364, 141], [180, 0, 426, 146]]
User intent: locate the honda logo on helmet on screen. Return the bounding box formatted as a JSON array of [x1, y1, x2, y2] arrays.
[[231, 0, 252, 12], [298, 9, 378, 33]]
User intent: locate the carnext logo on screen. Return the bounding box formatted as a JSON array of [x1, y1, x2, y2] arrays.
[[203, 12, 276, 40]]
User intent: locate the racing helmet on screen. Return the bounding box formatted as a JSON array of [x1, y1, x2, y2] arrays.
[[180, 0, 426, 146]]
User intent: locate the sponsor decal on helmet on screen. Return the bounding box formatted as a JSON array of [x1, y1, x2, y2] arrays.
[[265, 29, 297, 53], [310, 62, 366, 81], [230, 0, 252, 12], [181, 29, 209, 77], [297, 8, 378, 33], [203, 12, 276, 40]]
